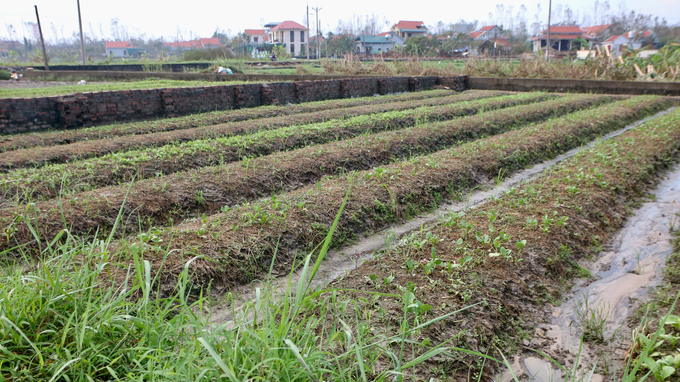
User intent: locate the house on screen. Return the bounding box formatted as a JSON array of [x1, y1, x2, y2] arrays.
[[245, 29, 268, 45], [377, 31, 405, 45], [163, 38, 223, 52], [469, 25, 500, 41], [267, 20, 308, 56], [583, 24, 611, 39], [602, 30, 654, 55], [391, 21, 428, 39], [355, 34, 403, 54], [531, 26, 593, 53], [602, 34, 630, 55], [105, 41, 145, 58]]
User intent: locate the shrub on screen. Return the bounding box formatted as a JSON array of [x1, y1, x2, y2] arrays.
[[0, 70, 11, 80]]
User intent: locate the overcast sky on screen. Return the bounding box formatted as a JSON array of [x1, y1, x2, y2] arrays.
[[2, 0, 679, 42]]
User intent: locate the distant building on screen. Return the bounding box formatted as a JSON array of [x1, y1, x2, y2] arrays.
[[245, 29, 268, 45], [355, 33, 404, 54], [602, 30, 654, 55], [163, 38, 223, 52], [531, 26, 593, 52], [469, 25, 500, 41], [105, 41, 145, 58], [391, 21, 428, 39], [267, 20, 308, 56], [583, 24, 611, 40]]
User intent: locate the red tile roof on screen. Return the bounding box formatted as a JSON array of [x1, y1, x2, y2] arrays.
[[531, 33, 592, 40], [245, 29, 266, 35], [105, 41, 132, 49], [492, 37, 510, 46], [542, 26, 583, 34], [377, 32, 390, 36], [604, 35, 621, 43], [469, 31, 483, 39], [584, 24, 610, 36], [200, 38, 222, 46], [269, 21, 307, 31], [479, 25, 497, 31], [393, 21, 426, 30]]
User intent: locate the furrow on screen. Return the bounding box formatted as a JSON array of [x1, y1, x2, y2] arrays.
[[0, 92, 552, 205], [328, 106, 680, 379], [0, 95, 607, 252], [0, 91, 505, 169], [109, 95, 670, 290], [0, 89, 456, 153]]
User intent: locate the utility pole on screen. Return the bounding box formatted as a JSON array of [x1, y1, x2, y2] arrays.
[[77, 0, 86, 64], [545, 0, 552, 61], [312, 7, 321, 59], [306, 4, 310, 60], [34, 5, 49, 70]]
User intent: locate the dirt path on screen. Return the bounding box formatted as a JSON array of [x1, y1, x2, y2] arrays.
[[497, 163, 680, 382]]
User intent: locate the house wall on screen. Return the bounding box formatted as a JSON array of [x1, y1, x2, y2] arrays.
[[106, 47, 128, 58], [269, 29, 307, 56]]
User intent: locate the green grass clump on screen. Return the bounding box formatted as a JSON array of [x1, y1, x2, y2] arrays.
[[0, 197, 478, 381]]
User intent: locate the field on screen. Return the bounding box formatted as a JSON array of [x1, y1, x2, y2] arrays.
[[0, 78, 261, 98], [2, 88, 680, 381]]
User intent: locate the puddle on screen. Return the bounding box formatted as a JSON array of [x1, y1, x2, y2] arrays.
[[501, 161, 680, 381], [207, 108, 677, 329]]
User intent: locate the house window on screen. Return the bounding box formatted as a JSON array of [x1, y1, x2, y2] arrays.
[[290, 31, 295, 42], [300, 31, 305, 42], [254, 37, 258, 43], [290, 44, 295, 54], [109, 50, 113, 55], [408, 33, 412, 38], [124, 50, 127, 55]]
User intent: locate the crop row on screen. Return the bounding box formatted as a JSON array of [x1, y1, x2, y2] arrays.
[[0, 92, 552, 205], [0, 95, 608, 251], [0, 89, 455, 153], [110, 95, 670, 289], [329, 106, 680, 378], [0, 91, 505, 170]]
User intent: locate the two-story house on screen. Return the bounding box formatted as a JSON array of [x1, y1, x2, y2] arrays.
[[469, 25, 500, 41], [267, 21, 308, 56], [245, 29, 268, 45], [391, 21, 428, 39]]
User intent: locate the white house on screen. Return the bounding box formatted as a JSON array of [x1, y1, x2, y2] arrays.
[[105, 41, 145, 58], [267, 21, 308, 56]]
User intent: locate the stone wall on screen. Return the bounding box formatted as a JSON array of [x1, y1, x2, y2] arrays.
[[1, 76, 449, 134]]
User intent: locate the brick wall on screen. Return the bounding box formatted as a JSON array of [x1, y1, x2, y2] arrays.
[[262, 82, 296, 105], [296, 80, 343, 103], [235, 83, 263, 108], [0, 76, 451, 134], [163, 86, 235, 117], [341, 78, 380, 98], [0, 97, 60, 134], [378, 77, 410, 95]]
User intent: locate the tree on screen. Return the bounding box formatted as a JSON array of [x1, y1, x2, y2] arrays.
[[404, 36, 439, 56]]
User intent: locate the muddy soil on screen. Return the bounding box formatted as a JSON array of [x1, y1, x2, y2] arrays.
[[497, 164, 680, 382]]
